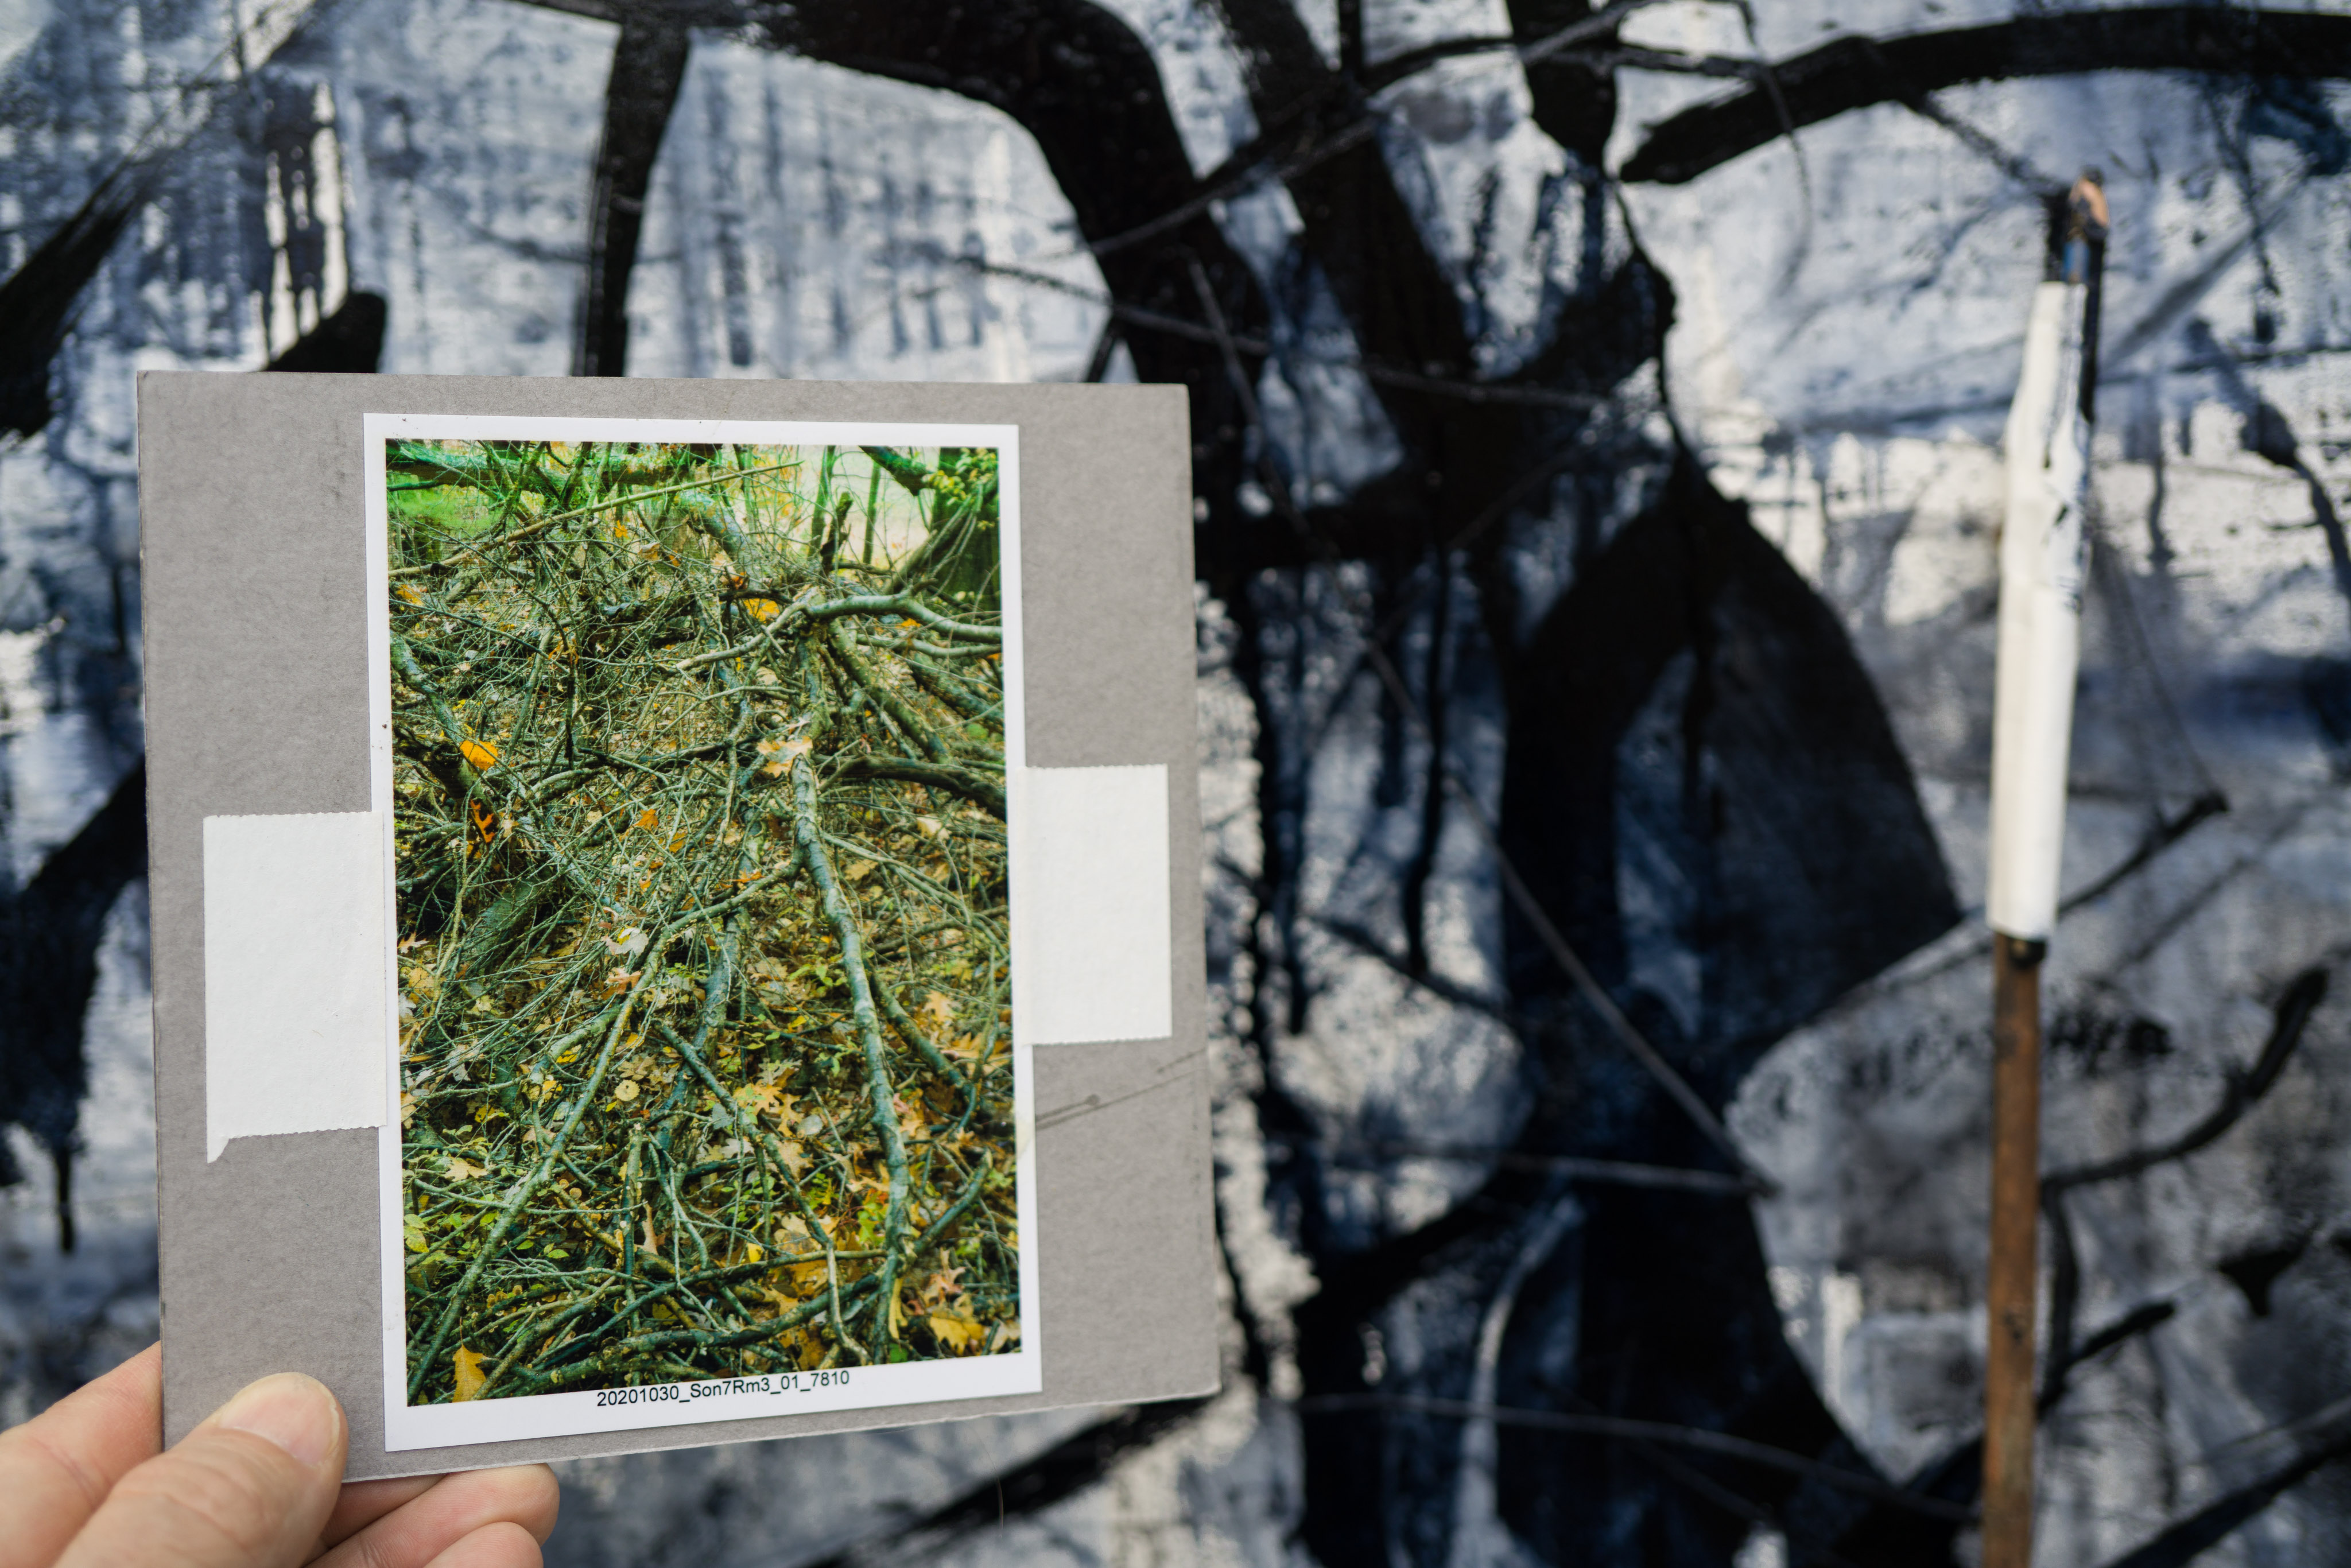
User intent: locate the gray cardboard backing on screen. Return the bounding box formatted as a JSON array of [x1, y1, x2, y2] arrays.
[[140, 373, 1214, 1477]]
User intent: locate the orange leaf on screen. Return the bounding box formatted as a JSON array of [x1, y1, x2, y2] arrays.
[[635, 809, 658, 830], [459, 739, 499, 771], [452, 1346, 489, 1401]]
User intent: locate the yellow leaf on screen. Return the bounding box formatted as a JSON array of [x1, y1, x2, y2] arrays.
[[394, 583, 424, 606], [915, 815, 943, 839], [452, 1346, 490, 1402], [746, 598, 781, 622], [443, 1154, 483, 1182], [919, 992, 955, 1031], [734, 1082, 783, 1119], [844, 859, 876, 883], [987, 1318, 1022, 1354], [928, 1309, 987, 1354], [459, 739, 499, 771], [887, 1287, 907, 1340]]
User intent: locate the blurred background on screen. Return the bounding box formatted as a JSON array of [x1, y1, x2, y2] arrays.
[[10, 0, 2351, 1562]]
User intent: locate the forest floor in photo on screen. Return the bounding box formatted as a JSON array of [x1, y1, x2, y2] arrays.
[[389, 437, 1018, 1403]]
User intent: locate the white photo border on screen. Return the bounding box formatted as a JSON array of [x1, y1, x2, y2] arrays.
[[364, 414, 1040, 1451]]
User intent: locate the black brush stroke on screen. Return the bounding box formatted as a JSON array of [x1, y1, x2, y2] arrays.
[[1623, 7, 2351, 185], [0, 166, 158, 437], [2046, 967, 2327, 1191], [0, 761, 148, 1250], [797, 1398, 1212, 1566], [2096, 1425, 2351, 1568], [575, 13, 693, 377], [265, 290, 387, 374]]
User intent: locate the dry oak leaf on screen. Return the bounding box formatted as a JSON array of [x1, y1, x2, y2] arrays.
[[928, 1309, 987, 1355], [921, 1267, 965, 1307], [733, 1086, 790, 1123], [918, 992, 956, 1031], [452, 1347, 490, 1402], [459, 738, 499, 771], [635, 808, 659, 830], [443, 1154, 484, 1182], [600, 969, 639, 998], [756, 736, 813, 778]]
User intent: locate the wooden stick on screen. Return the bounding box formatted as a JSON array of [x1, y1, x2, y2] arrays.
[[1984, 932, 2045, 1568]]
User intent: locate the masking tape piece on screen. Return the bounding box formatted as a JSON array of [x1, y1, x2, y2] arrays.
[[204, 812, 388, 1161], [1013, 764, 1173, 1045]]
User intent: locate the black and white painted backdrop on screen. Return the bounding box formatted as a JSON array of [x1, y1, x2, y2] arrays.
[[7, 0, 2351, 1562]]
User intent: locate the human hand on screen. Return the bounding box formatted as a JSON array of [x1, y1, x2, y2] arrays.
[[0, 1344, 559, 1568]]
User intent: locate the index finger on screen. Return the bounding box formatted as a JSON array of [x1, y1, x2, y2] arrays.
[[0, 1342, 164, 1568]]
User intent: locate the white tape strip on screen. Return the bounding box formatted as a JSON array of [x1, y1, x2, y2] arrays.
[[1012, 764, 1173, 1045], [204, 812, 389, 1160]]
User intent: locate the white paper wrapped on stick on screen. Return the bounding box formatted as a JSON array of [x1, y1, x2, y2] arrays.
[[1987, 281, 2093, 942]]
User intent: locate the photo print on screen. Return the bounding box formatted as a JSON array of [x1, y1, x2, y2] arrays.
[[367, 415, 1038, 1448]]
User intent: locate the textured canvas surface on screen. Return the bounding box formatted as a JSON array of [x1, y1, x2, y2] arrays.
[[14, 0, 2351, 1562]]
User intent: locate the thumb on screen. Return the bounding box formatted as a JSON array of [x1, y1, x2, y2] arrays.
[[57, 1373, 348, 1568]]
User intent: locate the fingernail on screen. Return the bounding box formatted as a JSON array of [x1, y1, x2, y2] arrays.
[[213, 1374, 341, 1469]]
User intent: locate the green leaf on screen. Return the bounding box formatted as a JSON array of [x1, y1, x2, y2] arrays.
[[404, 1214, 429, 1253]]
